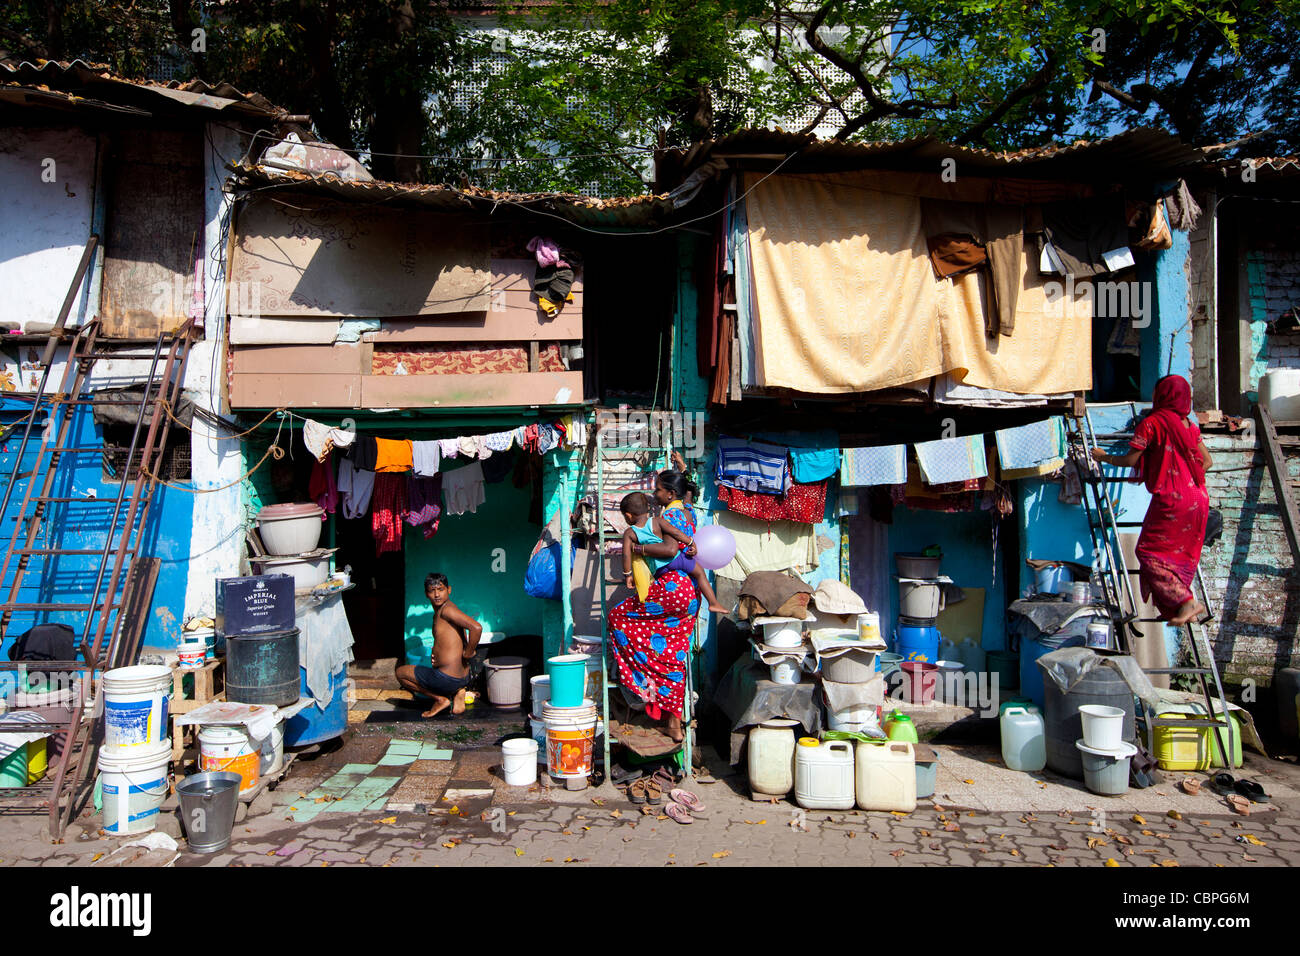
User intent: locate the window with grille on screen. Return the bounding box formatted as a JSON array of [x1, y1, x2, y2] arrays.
[[101, 426, 191, 484]]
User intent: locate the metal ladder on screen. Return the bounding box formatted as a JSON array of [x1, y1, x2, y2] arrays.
[[592, 417, 696, 778], [0, 235, 195, 837], [1066, 408, 1233, 765]]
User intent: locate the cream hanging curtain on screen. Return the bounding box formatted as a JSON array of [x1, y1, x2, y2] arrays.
[[744, 173, 1092, 395]]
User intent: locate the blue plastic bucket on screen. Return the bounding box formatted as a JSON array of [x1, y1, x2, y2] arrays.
[[894, 624, 940, 663], [1034, 563, 1073, 595], [546, 654, 590, 708]]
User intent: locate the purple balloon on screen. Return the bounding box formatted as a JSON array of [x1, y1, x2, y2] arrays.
[[693, 523, 736, 570]]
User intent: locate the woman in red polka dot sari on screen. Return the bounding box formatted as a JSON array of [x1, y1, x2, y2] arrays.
[[608, 470, 701, 742]]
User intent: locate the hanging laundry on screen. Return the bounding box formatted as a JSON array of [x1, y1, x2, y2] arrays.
[[841, 444, 908, 487], [482, 430, 515, 454], [412, 440, 441, 477], [329, 425, 355, 451], [526, 235, 568, 269], [344, 434, 379, 471], [532, 265, 575, 318], [715, 435, 790, 494], [338, 458, 375, 519], [994, 417, 1065, 471], [481, 447, 516, 483], [459, 435, 482, 459], [536, 424, 560, 454], [374, 437, 413, 473], [1041, 196, 1129, 278], [921, 199, 1023, 337], [308, 453, 338, 515], [520, 424, 540, 454], [914, 434, 988, 485], [438, 437, 461, 460], [442, 460, 486, 516], [372, 473, 408, 556], [788, 445, 839, 483], [716, 480, 828, 525], [713, 509, 820, 580], [302, 419, 334, 461], [406, 473, 443, 539]]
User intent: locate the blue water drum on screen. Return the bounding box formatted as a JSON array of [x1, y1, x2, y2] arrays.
[[894, 621, 941, 663], [284, 666, 348, 747]]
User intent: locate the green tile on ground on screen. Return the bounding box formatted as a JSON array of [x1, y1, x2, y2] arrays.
[[351, 778, 400, 798], [419, 745, 454, 760], [285, 804, 326, 823], [339, 763, 378, 775], [386, 740, 424, 756], [323, 797, 372, 813], [320, 774, 366, 790], [377, 753, 417, 766]]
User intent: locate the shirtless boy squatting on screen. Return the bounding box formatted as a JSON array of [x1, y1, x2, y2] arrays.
[[394, 573, 483, 718]]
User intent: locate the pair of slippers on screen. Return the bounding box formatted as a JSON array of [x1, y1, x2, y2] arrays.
[[663, 789, 706, 825], [1211, 772, 1269, 804]]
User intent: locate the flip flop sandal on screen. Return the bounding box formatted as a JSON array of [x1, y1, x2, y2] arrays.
[[627, 779, 648, 805], [1211, 772, 1236, 795], [644, 779, 665, 805], [651, 768, 678, 790], [664, 802, 694, 825], [1234, 779, 1270, 803], [669, 788, 706, 813]]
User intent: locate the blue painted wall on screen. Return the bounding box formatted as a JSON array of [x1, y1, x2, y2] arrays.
[[886, 506, 1009, 650], [0, 397, 194, 659]]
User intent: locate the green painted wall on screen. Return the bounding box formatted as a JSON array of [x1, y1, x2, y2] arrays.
[[402, 468, 547, 664], [540, 448, 582, 659]]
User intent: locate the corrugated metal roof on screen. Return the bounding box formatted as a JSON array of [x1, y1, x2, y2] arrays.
[[672, 126, 1206, 181], [229, 163, 678, 227], [0, 58, 287, 119]]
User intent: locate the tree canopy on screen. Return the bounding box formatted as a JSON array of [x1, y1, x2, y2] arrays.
[[3, 0, 1296, 194]]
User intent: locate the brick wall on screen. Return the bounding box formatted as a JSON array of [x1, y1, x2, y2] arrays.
[[1201, 433, 1300, 685]]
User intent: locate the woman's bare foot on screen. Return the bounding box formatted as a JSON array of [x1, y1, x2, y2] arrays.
[[422, 696, 451, 718], [451, 687, 467, 715], [666, 714, 684, 742], [1169, 599, 1206, 626]]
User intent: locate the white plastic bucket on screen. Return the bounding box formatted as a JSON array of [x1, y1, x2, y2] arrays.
[[98, 741, 170, 835], [770, 655, 804, 685], [185, 627, 216, 660], [258, 720, 285, 776], [178, 640, 206, 669], [530, 675, 551, 711], [1079, 704, 1126, 751], [542, 700, 598, 778], [857, 612, 882, 644], [501, 738, 539, 786], [198, 724, 260, 793], [102, 665, 172, 749], [761, 619, 803, 648]]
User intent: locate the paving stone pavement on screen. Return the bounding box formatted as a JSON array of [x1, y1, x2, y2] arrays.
[[3, 732, 1298, 867]]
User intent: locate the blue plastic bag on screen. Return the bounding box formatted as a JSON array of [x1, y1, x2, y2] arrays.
[[523, 539, 577, 601]]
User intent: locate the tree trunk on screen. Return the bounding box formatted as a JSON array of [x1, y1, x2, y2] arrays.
[[367, 1, 425, 183]]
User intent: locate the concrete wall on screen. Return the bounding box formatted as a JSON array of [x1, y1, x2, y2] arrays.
[[0, 127, 98, 334]]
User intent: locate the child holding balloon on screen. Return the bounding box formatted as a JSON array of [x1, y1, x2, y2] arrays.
[[620, 493, 728, 613]]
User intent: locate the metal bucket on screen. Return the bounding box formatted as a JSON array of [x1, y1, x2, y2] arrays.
[[176, 771, 243, 854]]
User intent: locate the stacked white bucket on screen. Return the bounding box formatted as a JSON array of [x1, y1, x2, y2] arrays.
[[98, 665, 174, 835]]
